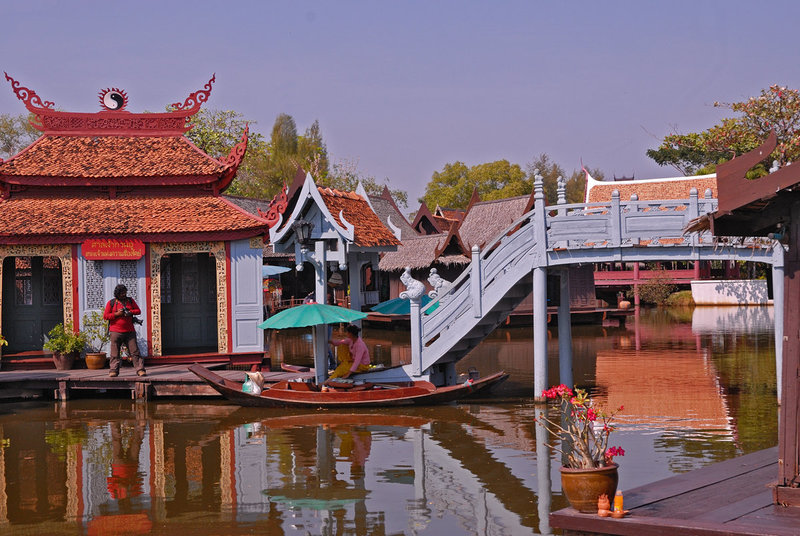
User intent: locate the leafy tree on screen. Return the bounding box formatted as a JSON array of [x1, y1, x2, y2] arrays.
[[647, 85, 800, 176], [0, 113, 41, 158], [422, 160, 527, 209], [422, 155, 595, 209], [186, 110, 332, 199], [322, 158, 409, 209]]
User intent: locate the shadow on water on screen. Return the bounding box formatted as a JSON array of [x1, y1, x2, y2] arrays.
[[0, 305, 779, 534]]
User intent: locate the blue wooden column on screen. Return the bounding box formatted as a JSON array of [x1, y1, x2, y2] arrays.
[[532, 170, 549, 401], [558, 268, 573, 388], [533, 266, 548, 401], [772, 242, 785, 403]]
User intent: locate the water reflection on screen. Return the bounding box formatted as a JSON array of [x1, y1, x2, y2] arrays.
[[0, 306, 780, 534]]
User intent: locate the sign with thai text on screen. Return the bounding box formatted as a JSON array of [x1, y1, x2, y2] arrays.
[[82, 239, 145, 260]]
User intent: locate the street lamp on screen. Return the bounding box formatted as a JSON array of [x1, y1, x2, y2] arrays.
[[292, 219, 314, 250]]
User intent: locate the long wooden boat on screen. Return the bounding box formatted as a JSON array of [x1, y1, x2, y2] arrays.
[[189, 364, 508, 408]]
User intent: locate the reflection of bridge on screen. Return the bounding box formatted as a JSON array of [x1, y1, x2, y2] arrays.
[[370, 177, 784, 397]]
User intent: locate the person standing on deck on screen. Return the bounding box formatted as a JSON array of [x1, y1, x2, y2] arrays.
[[104, 284, 145, 377], [327, 324, 370, 380]]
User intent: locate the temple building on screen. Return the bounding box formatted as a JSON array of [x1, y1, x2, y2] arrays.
[[0, 74, 268, 364]]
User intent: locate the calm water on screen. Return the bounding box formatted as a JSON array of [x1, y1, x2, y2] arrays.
[[0, 307, 778, 535]]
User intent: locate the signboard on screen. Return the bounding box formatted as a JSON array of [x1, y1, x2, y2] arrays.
[[82, 239, 145, 260]]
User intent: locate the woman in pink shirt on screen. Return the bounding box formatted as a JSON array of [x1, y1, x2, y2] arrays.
[[327, 324, 370, 380]]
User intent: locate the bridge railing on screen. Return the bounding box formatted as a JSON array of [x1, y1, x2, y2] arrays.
[[546, 188, 718, 249]]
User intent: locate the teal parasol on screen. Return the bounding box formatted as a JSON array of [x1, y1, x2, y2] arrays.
[[258, 303, 367, 329], [371, 296, 438, 315]]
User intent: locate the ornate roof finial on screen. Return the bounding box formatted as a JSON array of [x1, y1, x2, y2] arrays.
[[4, 72, 54, 111], [169, 74, 216, 114], [98, 88, 128, 111]]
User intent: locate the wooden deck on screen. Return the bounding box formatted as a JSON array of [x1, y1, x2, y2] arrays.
[[0, 364, 313, 401], [550, 447, 800, 536]]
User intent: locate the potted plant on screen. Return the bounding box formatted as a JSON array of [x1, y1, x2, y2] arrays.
[[536, 384, 625, 513], [43, 322, 86, 370], [81, 311, 110, 370]]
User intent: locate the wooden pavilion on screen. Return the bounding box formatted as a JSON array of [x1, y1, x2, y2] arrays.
[[0, 74, 268, 366]]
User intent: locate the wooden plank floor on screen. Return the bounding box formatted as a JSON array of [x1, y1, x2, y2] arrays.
[[550, 447, 800, 536], [0, 364, 313, 400]]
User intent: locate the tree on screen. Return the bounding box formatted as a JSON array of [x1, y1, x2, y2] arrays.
[[0, 113, 41, 159], [422, 160, 527, 209], [323, 158, 409, 209], [421, 155, 594, 209], [186, 110, 332, 199], [647, 85, 800, 176]]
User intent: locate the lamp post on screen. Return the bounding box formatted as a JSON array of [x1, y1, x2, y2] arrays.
[[293, 219, 314, 271]]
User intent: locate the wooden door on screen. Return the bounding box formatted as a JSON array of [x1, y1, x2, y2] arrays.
[[2, 256, 63, 353], [160, 253, 218, 354]]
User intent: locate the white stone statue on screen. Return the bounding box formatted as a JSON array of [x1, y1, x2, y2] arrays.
[[427, 268, 450, 299], [399, 267, 426, 301]]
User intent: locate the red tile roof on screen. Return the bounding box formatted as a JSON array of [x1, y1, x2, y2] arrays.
[[0, 192, 266, 240], [587, 176, 717, 203], [317, 187, 400, 248], [0, 135, 223, 179]]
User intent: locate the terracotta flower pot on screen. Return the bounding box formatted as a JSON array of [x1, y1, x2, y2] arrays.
[[560, 463, 619, 513], [85, 352, 108, 370], [52, 351, 79, 371]]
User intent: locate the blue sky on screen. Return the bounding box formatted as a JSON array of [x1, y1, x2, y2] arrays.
[[2, 1, 798, 207]]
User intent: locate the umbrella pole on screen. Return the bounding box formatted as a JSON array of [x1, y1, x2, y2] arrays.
[[313, 325, 328, 384]]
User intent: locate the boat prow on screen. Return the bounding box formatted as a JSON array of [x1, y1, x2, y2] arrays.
[[189, 364, 508, 408]]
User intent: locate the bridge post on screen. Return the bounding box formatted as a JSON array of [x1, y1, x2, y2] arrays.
[[533, 266, 548, 401], [773, 243, 785, 403], [689, 188, 699, 247], [471, 246, 482, 318], [535, 407, 553, 535], [558, 268, 573, 388], [610, 190, 621, 247]]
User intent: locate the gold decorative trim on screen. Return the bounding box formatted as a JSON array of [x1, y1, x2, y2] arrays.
[[149, 242, 228, 356], [0, 245, 73, 337], [249, 235, 264, 249]]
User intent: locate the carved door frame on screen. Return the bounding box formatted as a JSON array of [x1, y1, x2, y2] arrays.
[[149, 242, 228, 356]]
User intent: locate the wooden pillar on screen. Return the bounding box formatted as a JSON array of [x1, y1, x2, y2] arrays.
[[533, 266, 548, 401], [775, 203, 800, 506], [772, 244, 785, 404], [312, 241, 328, 384], [633, 262, 640, 307], [558, 268, 573, 388], [409, 297, 423, 377], [347, 257, 362, 326]]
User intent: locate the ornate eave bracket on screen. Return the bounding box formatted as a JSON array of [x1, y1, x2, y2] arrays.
[[169, 74, 216, 116], [215, 124, 249, 194], [4, 72, 54, 130], [259, 182, 289, 229]]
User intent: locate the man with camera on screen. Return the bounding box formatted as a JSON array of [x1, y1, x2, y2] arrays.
[[103, 284, 145, 377]]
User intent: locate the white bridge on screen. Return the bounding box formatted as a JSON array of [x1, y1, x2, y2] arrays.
[[372, 175, 784, 396]]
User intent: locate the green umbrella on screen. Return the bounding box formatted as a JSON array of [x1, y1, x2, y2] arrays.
[[258, 303, 367, 330]]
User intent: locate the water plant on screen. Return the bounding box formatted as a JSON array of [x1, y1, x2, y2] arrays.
[[536, 384, 625, 469]]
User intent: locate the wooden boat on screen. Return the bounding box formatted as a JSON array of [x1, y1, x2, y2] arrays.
[[189, 364, 509, 408], [280, 362, 403, 375]]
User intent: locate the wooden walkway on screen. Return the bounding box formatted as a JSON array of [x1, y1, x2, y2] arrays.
[[550, 447, 800, 536], [0, 364, 313, 401]]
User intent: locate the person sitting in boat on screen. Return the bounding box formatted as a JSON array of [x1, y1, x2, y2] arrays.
[[327, 324, 370, 380]]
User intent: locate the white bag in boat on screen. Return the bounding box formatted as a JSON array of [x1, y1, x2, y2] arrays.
[[242, 373, 262, 395]]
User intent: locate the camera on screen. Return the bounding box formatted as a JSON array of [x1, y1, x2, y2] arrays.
[[132, 316, 143, 325], [121, 305, 131, 316]]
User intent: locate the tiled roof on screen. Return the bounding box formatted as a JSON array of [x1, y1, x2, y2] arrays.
[[318, 187, 400, 248], [0, 192, 266, 238], [0, 135, 223, 179], [458, 196, 530, 249], [586, 175, 717, 203]]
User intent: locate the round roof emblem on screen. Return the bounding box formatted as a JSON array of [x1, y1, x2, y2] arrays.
[[98, 88, 128, 111]]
